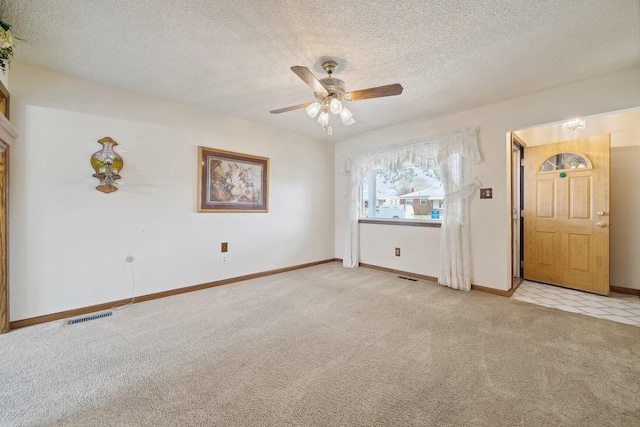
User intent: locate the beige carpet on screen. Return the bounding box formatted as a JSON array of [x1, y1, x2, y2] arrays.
[[1, 262, 639, 426]]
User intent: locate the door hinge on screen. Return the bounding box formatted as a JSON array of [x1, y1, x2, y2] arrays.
[[520, 210, 524, 217], [520, 260, 524, 268], [520, 158, 524, 167]]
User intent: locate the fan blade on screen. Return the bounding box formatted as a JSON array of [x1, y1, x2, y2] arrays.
[[347, 83, 403, 101], [270, 102, 313, 114], [291, 66, 328, 95]]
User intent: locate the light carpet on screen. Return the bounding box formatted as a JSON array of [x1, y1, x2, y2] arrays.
[[1, 262, 639, 426]]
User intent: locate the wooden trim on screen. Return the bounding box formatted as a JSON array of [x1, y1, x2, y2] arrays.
[[12, 255, 530, 330], [511, 276, 524, 292], [471, 283, 515, 297], [0, 150, 7, 334], [359, 262, 514, 297], [0, 79, 8, 334], [0, 79, 8, 120], [358, 262, 438, 283], [9, 259, 337, 330], [511, 132, 527, 148], [610, 286, 640, 297], [358, 219, 441, 228]]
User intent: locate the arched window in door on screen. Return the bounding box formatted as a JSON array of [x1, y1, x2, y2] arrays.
[[539, 152, 591, 172]]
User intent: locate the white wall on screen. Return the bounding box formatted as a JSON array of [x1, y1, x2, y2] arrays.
[[335, 67, 640, 291], [9, 62, 335, 321], [610, 144, 640, 289], [359, 224, 440, 276]]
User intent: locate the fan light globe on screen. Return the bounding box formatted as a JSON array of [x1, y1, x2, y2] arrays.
[[330, 98, 343, 114], [317, 109, 329, 127], [306, 102, 321, 118], [340, 107, 355, 126]]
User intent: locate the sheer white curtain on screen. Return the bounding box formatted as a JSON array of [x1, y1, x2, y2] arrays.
[[342, 128, 480, 290]]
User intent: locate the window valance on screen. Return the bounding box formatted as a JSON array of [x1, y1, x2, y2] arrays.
[[342, 127, 479, 176]]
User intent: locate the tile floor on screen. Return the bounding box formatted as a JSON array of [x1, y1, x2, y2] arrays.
[[512, 280, 640, 327]]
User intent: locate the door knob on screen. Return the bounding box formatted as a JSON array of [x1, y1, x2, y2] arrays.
[[596, 221, 606, 228]]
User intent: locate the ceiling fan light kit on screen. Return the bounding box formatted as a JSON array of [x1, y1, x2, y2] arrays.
[[330, 98, 343, 114], [306, 102, 322, 118], [318, 109, 329, 127], [340, 108, 355, 125], [270, 60, 403, 134]]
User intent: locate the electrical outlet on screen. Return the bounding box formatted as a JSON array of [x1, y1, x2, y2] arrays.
[[221, 242, 228, 253], [221, 254, 228, 264], [125, 255, 134, 263], [395, 248, 401, 257]]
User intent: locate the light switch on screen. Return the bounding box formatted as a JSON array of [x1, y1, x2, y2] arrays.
[[480, 188, 493, 199]]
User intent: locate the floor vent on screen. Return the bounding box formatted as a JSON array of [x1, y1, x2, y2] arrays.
[[398, 276, 418, 282], [68, 311, 113, 325]]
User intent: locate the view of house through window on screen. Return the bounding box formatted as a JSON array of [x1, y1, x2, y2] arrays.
[[360, 165, 444, 220]]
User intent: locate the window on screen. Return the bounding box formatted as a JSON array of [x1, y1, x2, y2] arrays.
[[539, 152, 591, 172], [342, 127, 479, 277], [430, 198, 444, 209], [360, 165, 443, 220]]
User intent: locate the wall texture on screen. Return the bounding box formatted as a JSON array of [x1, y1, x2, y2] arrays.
[[9, 62, 335, 321], [335, 67, 640, 291]]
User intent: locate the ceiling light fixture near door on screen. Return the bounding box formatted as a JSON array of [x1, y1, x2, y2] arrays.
[[563, 118, 585, 132], [270, 60, 403, 134]]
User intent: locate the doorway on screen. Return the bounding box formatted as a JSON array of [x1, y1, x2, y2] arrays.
[[523, 135, 610, 295], [510, 135, 524, 289], [509, 108, 640, 298]]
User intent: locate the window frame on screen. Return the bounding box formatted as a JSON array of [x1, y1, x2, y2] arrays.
[[359, 166, 443, 226]]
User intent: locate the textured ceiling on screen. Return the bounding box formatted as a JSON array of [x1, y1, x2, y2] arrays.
[[4, 0, 640, 142]]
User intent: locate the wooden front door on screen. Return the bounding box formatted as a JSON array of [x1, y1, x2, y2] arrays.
[[523, 135, 610, 295]]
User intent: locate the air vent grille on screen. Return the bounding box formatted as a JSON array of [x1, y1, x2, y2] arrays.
[[68, 311, 113, 325]]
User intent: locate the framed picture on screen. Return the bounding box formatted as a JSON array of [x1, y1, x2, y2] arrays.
[[198, 147, 269, 212]]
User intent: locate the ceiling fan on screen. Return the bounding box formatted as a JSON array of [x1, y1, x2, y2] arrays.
[[270, 60, 403, 134]]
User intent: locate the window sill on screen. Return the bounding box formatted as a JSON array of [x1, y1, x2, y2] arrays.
[[358, 218, 442, 228]]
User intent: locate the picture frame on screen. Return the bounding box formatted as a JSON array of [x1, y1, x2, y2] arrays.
[[198, 147, 269, 213]]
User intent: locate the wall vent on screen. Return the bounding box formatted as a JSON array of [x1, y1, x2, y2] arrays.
[[68, 311, 113, 325], [398, 276, 418, 282]]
